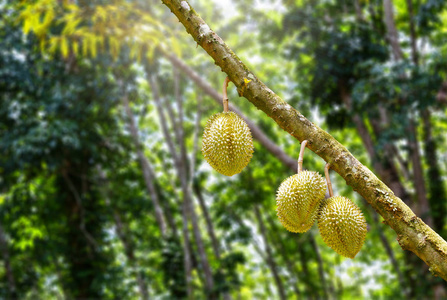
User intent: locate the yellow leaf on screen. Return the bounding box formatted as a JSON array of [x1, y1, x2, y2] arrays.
[[90, 36, 97, 57], [49, 37, 59, 54], [171, 37, 182, 58], [82, 39, 88, 57], [72, 40, 79, 56], [109, 37, 120, 60], [23, 19, 31, 35], [130, 42, 137, 59], [40, 39, 46, 53], [146, 46, 155, 62], [42, 9, 54, 27], [60, 37, 69, 57]]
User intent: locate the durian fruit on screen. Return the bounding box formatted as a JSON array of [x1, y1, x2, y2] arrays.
[[202, 111, 254, 176], [318, 196, 367, 258], [276, 170, 327, 233]]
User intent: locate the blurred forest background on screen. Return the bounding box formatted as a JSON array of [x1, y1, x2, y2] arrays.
[[1, 0, 447, 299]]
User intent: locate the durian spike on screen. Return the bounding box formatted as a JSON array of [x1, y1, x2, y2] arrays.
[[325, 163, 334, 197], [297, 140, 308, 173], [222, 76, 230, 112]]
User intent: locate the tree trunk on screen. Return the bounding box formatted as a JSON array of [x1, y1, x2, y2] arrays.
[[173, 70, 216, 297], [422, 110, 446, 235], [149, 71, 215, 297], [264, 213, 301, 299], [405, 0, 418, 65], [383, 0, 403, 60], [339, 81, 410, 203], [407, 119, 433, 227], [98, 170, 150, 300], [0, 225, 17, 300], [296, 237, 318, 299], [147, 73, 194, 298], [122, 93, 168, 238], [371, 210, 408, 295], [194, 182, 220, 259], [309, 233, 330, 299], [161, 0, 447, 280], [254, 205, 287, 300]]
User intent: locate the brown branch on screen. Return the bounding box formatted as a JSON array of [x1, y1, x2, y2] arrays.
[[161, 0, 447, 280]]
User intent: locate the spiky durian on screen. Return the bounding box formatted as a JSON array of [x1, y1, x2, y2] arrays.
[[276, 171, 327, 233], [318, 196, 367, 259], [202, 112, 254, 176]]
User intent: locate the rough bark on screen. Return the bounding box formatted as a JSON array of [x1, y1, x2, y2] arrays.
[[161, 0, 447, 280], [254, 205, 287, 300], [164, 52, 297, 172], [122, 94, 168, 238]]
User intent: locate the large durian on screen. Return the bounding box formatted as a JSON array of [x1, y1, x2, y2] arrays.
[[318, 196, 367, 258], [276, 171, 327, 233], [202, 111, 254, 176]]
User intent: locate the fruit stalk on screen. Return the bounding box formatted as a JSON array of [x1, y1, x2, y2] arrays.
[[325, 163, 334, 198], [297, 140, 308, 173], [222, 76, 230, 112]]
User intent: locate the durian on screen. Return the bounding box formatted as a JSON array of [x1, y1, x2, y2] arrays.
[[318, 196, 367, 258], [276, 170, 327, 233], [202, 111, 254, 176]]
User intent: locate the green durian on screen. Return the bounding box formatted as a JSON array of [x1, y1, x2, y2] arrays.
[[202, 111, 254, 176], [318, 196, 367, 258], [276, 171, 327, 233]]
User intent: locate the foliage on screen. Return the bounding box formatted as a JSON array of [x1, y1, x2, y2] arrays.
[[0, 0, 446, 298]]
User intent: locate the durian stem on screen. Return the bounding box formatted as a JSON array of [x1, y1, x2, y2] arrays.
[[297, 140, 308, 173], [222, 76, 230, 112], [325, 163, 334, 198]]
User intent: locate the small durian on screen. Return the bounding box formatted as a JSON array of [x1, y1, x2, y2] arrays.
[[202, 111, 254, 176], [276, 171, 327, 233], [318, 196, 367, 259]]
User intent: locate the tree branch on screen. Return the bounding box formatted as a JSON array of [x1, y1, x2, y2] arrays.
[[161, 0, 447, 280]]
